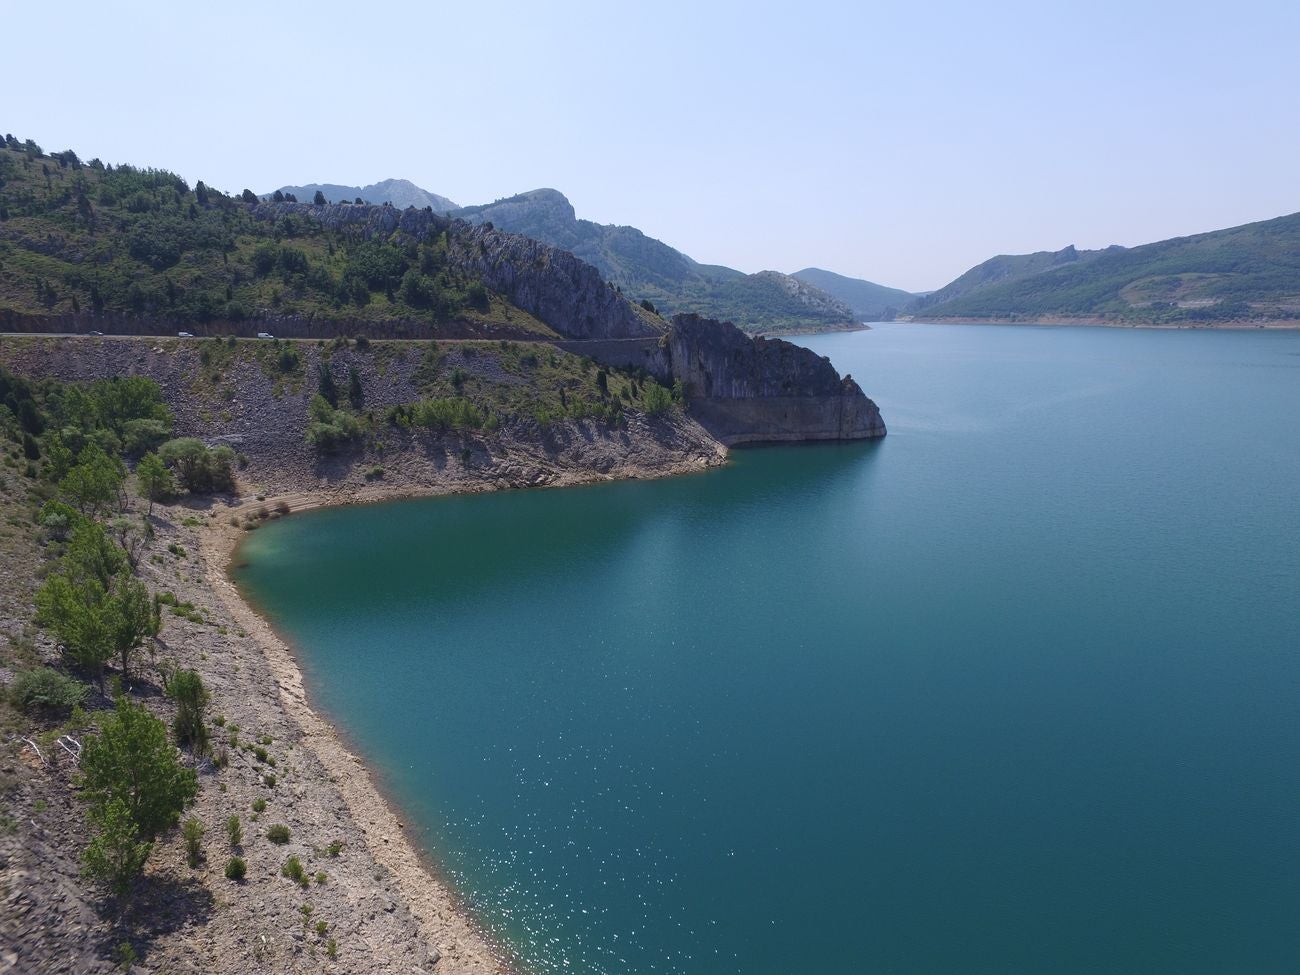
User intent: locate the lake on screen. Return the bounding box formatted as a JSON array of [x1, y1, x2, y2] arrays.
[[234, 323, 1300, 974]]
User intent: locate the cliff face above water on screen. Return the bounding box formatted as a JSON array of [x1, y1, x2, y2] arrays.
[[666, 314, 886, 445]]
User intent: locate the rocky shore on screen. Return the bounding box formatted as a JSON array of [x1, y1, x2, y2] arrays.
[[0, 336, 725, 973]]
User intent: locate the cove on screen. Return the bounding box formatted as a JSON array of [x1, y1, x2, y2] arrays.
[[234, 323, 1300, 974]]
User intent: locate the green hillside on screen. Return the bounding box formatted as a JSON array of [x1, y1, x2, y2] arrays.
[[451, 189, 858, 332], [792, 267, 916, 320], [0, 136, 546, 336], [912, 215, 1300, 323]]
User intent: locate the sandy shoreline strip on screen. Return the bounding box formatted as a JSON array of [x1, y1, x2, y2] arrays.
[[198, 458, 720, 973], [202, 493, 512, 974]]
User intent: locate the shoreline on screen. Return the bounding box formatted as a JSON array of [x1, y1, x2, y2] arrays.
[[897, 316, 1300, 329], [199, 455, 723, 973]]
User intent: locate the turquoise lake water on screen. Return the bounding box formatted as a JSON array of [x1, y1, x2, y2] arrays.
[[234, 323, 1300, 974]]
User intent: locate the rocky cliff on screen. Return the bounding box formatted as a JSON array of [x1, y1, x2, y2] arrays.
[[665, 314, 886, 445], [445, 224, 661, 340]]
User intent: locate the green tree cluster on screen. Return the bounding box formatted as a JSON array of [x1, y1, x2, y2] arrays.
[[157, 438, 235, 493], [35, 520, 157, 683], [306, 395, 364, 452]]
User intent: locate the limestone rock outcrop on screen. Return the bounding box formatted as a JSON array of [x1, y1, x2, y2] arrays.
[[666, 314, 886, 444]]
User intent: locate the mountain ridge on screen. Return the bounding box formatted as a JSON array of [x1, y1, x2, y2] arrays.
[[791, 267, 917, 321], [270, 178, 458, 212], [910, 214, 1300, 324], [267, 178, 893, 333], [449, 188, 862, 333]]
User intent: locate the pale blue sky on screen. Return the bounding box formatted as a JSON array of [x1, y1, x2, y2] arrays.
[[7, 0, 1298, 291]]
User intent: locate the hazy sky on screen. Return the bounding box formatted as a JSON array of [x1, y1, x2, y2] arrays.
[[7, 0, 1298, 291]]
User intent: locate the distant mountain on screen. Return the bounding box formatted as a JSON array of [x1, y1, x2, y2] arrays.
[[911, 212, 1300, 324], [269, 179, 457, 211], [910, 245, 1111, 312], [792, 268, 916, 321], [450, 189, 856, 332]]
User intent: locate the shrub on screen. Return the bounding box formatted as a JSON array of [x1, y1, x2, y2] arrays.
[[115, 941, 138, 970], [224, 856, 247, 881], [347, 365, 363, 408], [317, 364, 339, 407], [227, 814, 242, 847], [168, 669, 209, 752], [326, 840, 343, 857], [183, 817, 204, 867], [9, 667, 87, 715], [267, 823, 290, 844], [326, 938, 337, 959], [251, 798, 266, 814], [282, 854, 308, 887], [315, 871, 327, 885], [253, 745, 269, 763], [263, 772, 277, 788]]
